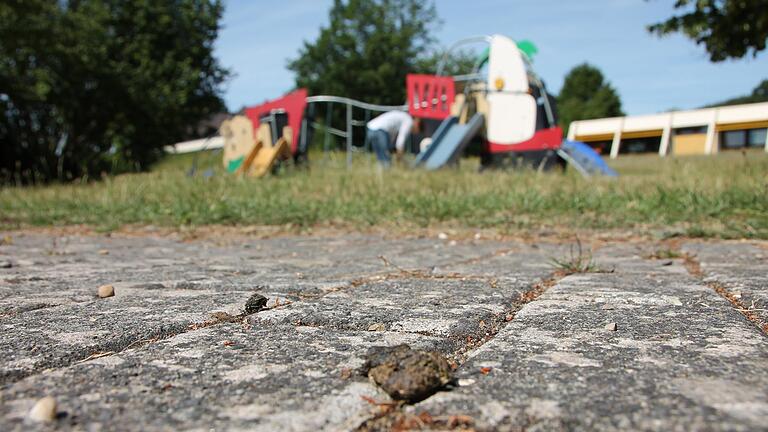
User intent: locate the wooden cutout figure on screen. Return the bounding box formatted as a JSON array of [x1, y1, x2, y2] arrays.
[[221, 115, 257, 173], [221, 114, 295, 178]]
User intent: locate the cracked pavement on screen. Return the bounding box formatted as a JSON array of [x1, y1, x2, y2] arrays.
[[0, 231, 766, 431]]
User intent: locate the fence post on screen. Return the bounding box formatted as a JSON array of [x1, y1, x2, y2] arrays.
[[346, 103, 353, 168], [324, 104, 332, 156], [364, 109, 372, 160]]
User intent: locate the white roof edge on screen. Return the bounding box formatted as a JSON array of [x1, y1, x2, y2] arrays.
[[570, 101, 768, 137]]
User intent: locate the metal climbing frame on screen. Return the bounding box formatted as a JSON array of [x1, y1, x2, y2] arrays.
[[301, 95, 406, 167]]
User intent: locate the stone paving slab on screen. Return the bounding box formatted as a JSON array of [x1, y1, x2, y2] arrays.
[[410, 259, 768, 431], [0, 287, 255, 385], [434, 242, 566, 279], [250, 278, 531, 354], [0, 233, 508, 314], [0, 324, 448, 432], [1, 232, 767, 431], [683, 241, 768, 328], [590, 243, 691, 275]]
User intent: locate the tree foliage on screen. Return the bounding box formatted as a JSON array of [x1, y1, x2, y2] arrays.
[[0, 0, 229, 184], [648, 0, 768, 62], [557, 64, 624, 129], [287, 0, 438, 106], [706, 79, 768, 107], [415, 49, 481, 77]]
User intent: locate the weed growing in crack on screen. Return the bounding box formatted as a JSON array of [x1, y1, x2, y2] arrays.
[[550, 238, 604, 275]]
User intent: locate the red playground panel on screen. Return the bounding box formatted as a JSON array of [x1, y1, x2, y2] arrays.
[[487, 126, 563, 153], [406, 74, 455, 120], [244, 88, 308, 154]]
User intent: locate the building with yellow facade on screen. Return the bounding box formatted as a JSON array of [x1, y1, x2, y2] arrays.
[[566, 102, 768, 158]]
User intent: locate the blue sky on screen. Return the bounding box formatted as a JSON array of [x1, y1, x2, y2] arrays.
[[216, 0, 767, 115]]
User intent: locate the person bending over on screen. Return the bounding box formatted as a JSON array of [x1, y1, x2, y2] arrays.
[[365, 111, 420, 167]]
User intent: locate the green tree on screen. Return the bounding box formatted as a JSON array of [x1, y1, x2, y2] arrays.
[[706, 79, 768, 107], [415, 49, 481, 77], [557, 64, 624, 129], [287, 0, 438, 106], [648, 0, 768, 62], [0, 0, 229, 184]]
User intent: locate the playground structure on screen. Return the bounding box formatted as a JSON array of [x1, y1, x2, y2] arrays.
[[220, 34, 616, 177]]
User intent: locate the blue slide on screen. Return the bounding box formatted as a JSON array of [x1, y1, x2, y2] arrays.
[[558, 140, 618, 177], [414, 114, 485, 170]]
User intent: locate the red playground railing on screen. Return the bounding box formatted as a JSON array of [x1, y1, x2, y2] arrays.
[[406, 74, 455, 120]]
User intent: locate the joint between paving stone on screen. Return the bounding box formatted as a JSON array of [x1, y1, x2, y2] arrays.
[[683, 253, 768, 336], [450, 272, 564, 363], [354, 270, 566, 431]]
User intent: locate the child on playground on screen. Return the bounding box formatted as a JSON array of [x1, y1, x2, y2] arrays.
[[365, 111, 421, 166]]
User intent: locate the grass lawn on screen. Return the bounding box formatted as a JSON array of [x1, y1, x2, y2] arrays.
[[1, 148, 767, 238]]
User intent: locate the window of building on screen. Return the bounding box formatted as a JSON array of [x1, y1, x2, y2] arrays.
[[721, 128, 768, 149], [585, 140, 612, 155], [747, 128, 767, 148], [721, 130, 747, 149], [618, 137, 661, 154]]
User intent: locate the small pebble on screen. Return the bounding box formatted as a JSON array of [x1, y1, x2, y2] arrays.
[[97, 284, 114, 298], [98, 249, 109, 255], [367, 323, 386, 332], [0, 260, 11, 268], [605, 322, 617, 331], [28, 396, 57, 422], [437, 232, 448, 240]]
